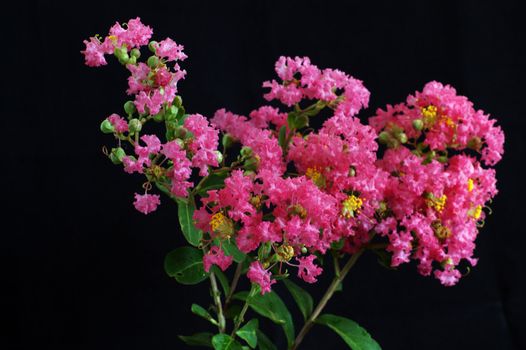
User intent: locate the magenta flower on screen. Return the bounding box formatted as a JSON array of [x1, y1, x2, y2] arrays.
[[203, 246, 233, 273], [133, 193, 160, 215], [247, 261, 276, 295]]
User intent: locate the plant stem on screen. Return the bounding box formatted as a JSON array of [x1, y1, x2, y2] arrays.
[[225, 262, 243, 307], [290, 249, 364, 350], [209, 271, 226, 333], [231, 285, 257, 337]]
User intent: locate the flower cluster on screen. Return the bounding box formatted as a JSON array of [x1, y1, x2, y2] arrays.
[[85, 19, 503, 293]]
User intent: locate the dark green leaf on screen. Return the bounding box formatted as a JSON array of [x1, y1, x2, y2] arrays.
[[283, 279, 313, 321], [221, 239, 246, 263], [278, 125, 287, 149], [191, 303, 218, 325], [176, 197, 203, 246], [164, 246, 208, 285], [211, 334, 244, 350], [211, 265, 230, 296], [256, 330, 277, 350], [178, 332, 214, 347], [236, 319, 258, 348], [197, 172, 229, 195], [316, 314, 381, 350], [233, 290, 294, 347]]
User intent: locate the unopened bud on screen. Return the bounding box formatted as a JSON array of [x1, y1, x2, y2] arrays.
[[412, 119, 424, 131], [130, 48, 141, 59], [174, 126, 188, 138], [148, 41, 158, 53], [397, 132, 408, 144], [153, 111, 164, 122], [378, 131, 391, 144], [109, 147, 126, 164], [467, 137, 482, 151], [222, 134, 235, 149], [100, 119, 114, 134], [215, 151, 223, 164], [301, 246, 308, 254], [240, 146, 253, 158], [124, 101, 136, 117], [147, 55, 159, 68], [174, 95, 183, 107], [348, 166, 356, 177], [129, 118, 142, 134]]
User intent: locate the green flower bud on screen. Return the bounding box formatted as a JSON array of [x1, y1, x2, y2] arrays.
[[173, 95, 183, 108], [127, 56, 136, 65], [437, 156, 448, 163], [240, 146, 253, 158], [348, 166, 356, 177], [412, 119, 424, 131], [153, 111, 164, 122], [222, 134, 235, 149], [164, 106, 178, 122], [397, 132, 408, 144], [100, 119, 114, 134], [215, 151, 224, 164], [147, 55, 159, 68], [109, 147, 126, 164], [467, 137, 482, 151], [378, 131, 391, 144], [301, 246, 308, 254], [130, 48, 141, 59], [124, 101, 136, 117], [148, 41, 158, 53], [174, 138, 185, 148], [174, 126, 188, 138], [129, 118, 142, 134]]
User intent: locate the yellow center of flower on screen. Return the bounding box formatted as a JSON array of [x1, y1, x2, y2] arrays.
[[306, 167, 326, 188], [276, 244, 295, 262], [289, 204, 307, 219], [441, 116, 456, 129], [431, 220, 452, 240], [250, 195, 262, 210], [427, 194, 447, 212], [341, 195, 363, 218], [421, 105, 438, 123], [468, 205, 483, 219], [210, 212, 233, 239], [108, 35, 117, 42], [467, 178, 474, 192]]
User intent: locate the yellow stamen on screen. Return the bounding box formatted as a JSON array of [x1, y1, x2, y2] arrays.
[[289, 204, 307, 219], [341, 195, 363, 218], [250, 195, 262, 210], [467, 178, 474, 192], [210, 212, 233, 239], [421, 105, 438, 124], [468, 205, 483, 219], [441, 116, 456, 129], [108, 35, 117, 42], [431, 220, 452, 240], [306, 167, 326, 188], [276, 244, 295, 262], [427, 194, 447, 212]]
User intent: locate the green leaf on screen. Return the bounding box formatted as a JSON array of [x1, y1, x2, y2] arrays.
[[191, 303, 218, 326], [221, 239, 246, 263], [283, 279, 313, 321], [236, 319, 258, 348], [178, 332, 214, 347], [211, 334, 244, 350], [233, 290, 294, 347], [211, 265, 230, 297], [164, 246, 208, 285], [256, 330, 277, 350], [315, 314, 381, 350], [278, 125, 287, 149], [197, 172, 229, 195], [176, 197, 203, 246]]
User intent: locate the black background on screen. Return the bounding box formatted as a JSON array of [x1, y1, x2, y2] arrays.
[[4, 0, 525, 349]]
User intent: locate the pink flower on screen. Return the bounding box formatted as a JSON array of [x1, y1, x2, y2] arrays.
[[296, 255, 323, 283], [184, 114, 219, 176], [154, 38, 187, 61], [247, 261, 276, 294], [107, 113, 128, 133], [161, 140, 193, 197], [81, 38, 107, 67], [123, 156, 144, 174], [133, 193, 160, 214], [109, 17, 152, 48], [434, 268, 461, 287], [203, 246, 233, 272]]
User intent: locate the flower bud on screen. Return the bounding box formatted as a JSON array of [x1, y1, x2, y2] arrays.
[[100, 119, 114, 134], [130, 48, 141, 59], [147, 55, 159, 68], [127, 56, 136, 65], [412, 119, 424, 131], [378, 131, 391, 144], [397, 132, 408, 144], [109, 147, 126, 164], [301, 246, 308, 254], [148, 41, 158, 53], [240, 146, 254, 158], [173, 95, 183, 108], [128, 118, 142, 134], [348, 166, 356, 177], [222, 134, 235, 149], [124, 101, 137, 117], [437, 156, 448, 163], [467, 137, 482, 151], [174, 126, 188, 138], [153, 111, 164, 122], [215, 151, 224, 164]]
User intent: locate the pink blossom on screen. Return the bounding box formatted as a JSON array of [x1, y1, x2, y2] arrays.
[[296, 255, 323, 283], [434, 268, 461, 287], [154, 37, 188, 61], [203, 246, 233, 272], [184, 114, 219, 176], [247, 261, 276, 294], [161, 140, 193, 197], [107, 113, 128, 133], [133, 193, 160, 214], [109, 17, 152, 48], [81, 38, 107, 67]]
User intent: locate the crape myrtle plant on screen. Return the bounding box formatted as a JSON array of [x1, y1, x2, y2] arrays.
[[82, 18, 505, 350]]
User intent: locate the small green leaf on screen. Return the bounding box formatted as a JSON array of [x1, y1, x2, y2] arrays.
[[236, 319, 258, 348], [191, 303, 218, 325], [197, 172, 229, 195], [316, 314, 381, 350], [176, 197, 203, 246], [278, 125, 287, 149], [221, 239, 246, 263], [211, 265, 230, 296], [178, 332, 214, 347], [164, 246, 208, 285], [233, 290, 294, 347], [256, 329, 277, 350], [212, 334, 244, 350], [283, 279, 313, 321]]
